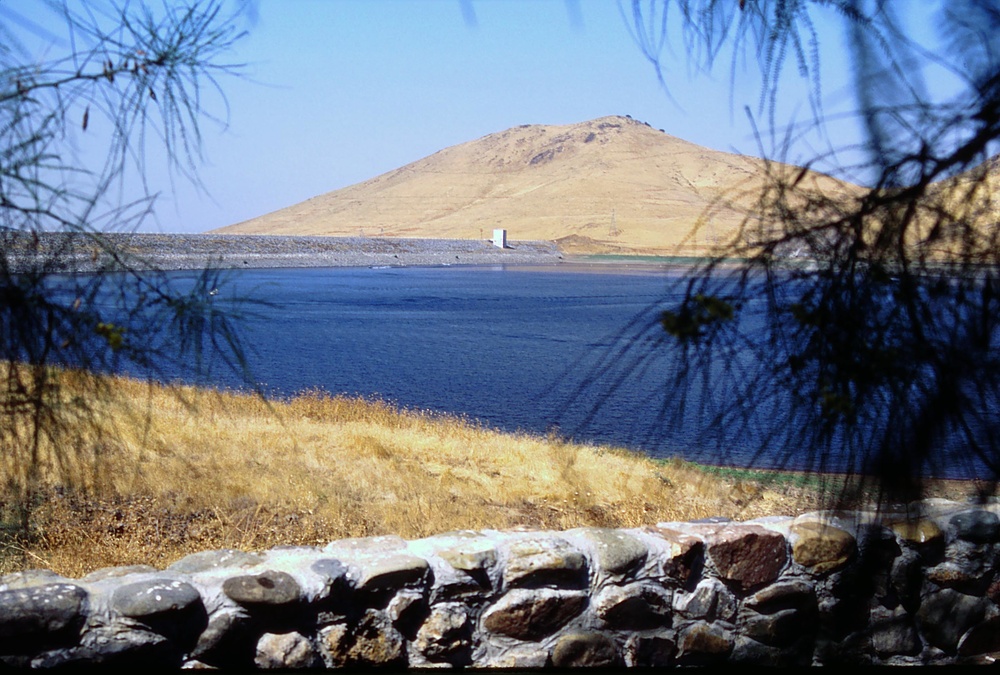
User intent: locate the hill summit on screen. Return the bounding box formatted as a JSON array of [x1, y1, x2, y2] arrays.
[[214, 115, 836, 254]]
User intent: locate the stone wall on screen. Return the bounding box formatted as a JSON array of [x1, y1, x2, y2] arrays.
[[2, 499, 999, 668]]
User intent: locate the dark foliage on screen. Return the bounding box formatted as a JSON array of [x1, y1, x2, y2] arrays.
[[0, 1, 250, 531], [617, 1, 1000, 504]]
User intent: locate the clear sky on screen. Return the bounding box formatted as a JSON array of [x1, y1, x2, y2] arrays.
[[9, 1, 958, 233]]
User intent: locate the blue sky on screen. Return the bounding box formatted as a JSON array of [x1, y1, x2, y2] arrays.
[[10, 1, 956, 233]]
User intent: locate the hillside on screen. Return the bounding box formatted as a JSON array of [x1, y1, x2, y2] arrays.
[[215, 115, 848, 255]]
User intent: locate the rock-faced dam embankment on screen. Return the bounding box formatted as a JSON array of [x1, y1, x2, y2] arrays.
[[5, 233, 565, 272], [2, 499, 999, 668]]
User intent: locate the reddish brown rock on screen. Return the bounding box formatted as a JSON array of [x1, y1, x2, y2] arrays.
[[706, 525, 788, 591], [481, 589, 588, 640]]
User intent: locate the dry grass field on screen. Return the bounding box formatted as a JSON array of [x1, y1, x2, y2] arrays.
[[0, 372, 854, 578]]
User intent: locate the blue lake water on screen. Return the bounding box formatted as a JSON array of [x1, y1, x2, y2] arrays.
[[218, 264, 689, 450], [107, 263, 992, 479]]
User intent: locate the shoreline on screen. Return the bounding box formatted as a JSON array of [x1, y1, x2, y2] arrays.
[[6, 232, 728, 273]]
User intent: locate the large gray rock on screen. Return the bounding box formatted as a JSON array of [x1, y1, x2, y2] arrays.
[[30, 628, 175, 668], [958, 616, 1000, 656], [869, 606, 922, 657], [188, 608, 254, 665], [745, 579, 816, 612], [433, 535, 498, 573], [222, 570, 301, 606], [475, 642, 550, 668], [167, 549, 264, 575], [950, 510, 1000, 544], [307, 558, 352, 608], [413, 603, 472, 663], [111, 579, 200, 618], [255, 631, 321, 669], [502, 536, 588, 589], [731, 635, 809, 667], [673, 577, 737, 622], [594, 582, 672, 629], [0, 583, 87, 647], [80, 565, 158, 583], [916, 588, 991, 653], [741, 608, 803, 647], [323, 535, 407, 557], [568, 528, 648, 577], [354, 553, 430, 592], [412, 534, 495, 603], [889, 548, 924, 609]]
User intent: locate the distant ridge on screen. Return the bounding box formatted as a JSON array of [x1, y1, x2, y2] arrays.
[[214, 115, 847, 255]]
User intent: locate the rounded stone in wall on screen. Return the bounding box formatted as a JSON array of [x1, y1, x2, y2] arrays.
[[551, 631, 622, 667], [481, 588, 588, 640], [502, 537, 588, 589], [222, 570, 301, 606], [891, 519, 944, 548], [675, 622, 735, 663], [950, 510, 1000, 544], [594, 582, 672, 629], [255, 631, 320, 669], [706, 525, 788, 592], [916, 588, 991, 654], [111, 579, 200, 618], [0, 583, 88, 649], [790, 520, 856, 573]]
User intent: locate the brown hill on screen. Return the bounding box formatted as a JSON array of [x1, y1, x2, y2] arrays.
[[914, 155, 1000, 261], [215, 115, 848, 255]]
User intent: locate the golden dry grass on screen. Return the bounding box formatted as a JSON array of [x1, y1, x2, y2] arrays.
[[0, 372, 966, 578]]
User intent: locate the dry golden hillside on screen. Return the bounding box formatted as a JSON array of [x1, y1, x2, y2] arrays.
[[911, 155, 1000, 262], [214, 115, 851, 255]]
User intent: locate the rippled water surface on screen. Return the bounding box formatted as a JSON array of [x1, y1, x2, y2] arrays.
[[224, 265, 685, 449]]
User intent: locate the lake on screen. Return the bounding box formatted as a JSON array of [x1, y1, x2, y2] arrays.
[[212, 264, 689, 450], [105, 263, 991, 479]]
